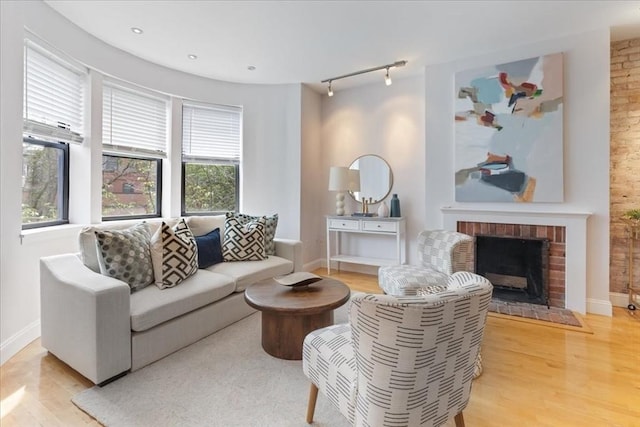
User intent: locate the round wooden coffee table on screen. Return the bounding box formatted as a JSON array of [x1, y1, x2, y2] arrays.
[[244, 277, 350, 360]]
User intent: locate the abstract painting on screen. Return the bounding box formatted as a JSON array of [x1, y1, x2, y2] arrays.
[[454, 53, 563, 202]]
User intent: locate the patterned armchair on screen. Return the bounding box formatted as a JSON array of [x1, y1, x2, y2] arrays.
[[378, 230, 474, 296], [302, 272, 493, 427]]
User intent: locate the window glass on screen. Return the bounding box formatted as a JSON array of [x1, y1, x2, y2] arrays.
[[183, 163, 237, 213], [22, 139, 68, 227], [102, 154, 161, 218]]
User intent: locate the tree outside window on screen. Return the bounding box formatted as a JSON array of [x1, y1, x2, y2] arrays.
[[183, 163, 237, 213]]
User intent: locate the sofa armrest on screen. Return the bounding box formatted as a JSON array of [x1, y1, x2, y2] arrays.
[[40, 254, 131, 384], [273, 238, 303, 272]]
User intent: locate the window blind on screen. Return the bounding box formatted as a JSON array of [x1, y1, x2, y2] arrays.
[[182, 102, 242, 163], [23, 43, 86, 144], [102, 83, 168, 157]]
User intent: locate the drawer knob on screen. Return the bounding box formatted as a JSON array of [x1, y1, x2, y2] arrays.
[[377, 225, 381, 228]]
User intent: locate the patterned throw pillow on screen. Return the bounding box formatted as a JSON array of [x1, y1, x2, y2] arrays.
[[95, 222, 154, 292], [150, 219, 199, 289], [231, 212, 278, 255], [222, 213, 267, 261]]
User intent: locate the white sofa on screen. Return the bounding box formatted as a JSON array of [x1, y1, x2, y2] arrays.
[[40, 215, 302, 385]]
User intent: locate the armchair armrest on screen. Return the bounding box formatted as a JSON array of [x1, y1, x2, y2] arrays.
[[273, 238, 303, 272], [40, 254, 131, 384]]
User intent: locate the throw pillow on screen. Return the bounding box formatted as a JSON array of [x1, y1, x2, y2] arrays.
[[150, 219, 199, 289], [195, 228, 224, 269], [231, 212, 278, 255], [95, 222, 154, 292], [222, 213, 267, 261]]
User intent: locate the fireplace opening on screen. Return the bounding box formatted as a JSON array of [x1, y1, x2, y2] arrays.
[[475, 235, 549, 306]]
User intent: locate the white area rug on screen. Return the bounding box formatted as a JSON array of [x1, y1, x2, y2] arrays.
[[72, 304, 353, 427]]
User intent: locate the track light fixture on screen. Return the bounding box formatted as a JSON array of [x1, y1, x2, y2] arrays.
[[321, 60, 407, 96], [385, 67, 392, 86]]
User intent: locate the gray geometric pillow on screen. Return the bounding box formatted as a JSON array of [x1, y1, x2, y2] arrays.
[[150, 219, 199, 289], [95, 222, 153, 292], [223, 214, 266, 261], [231, 212, 278, 255]]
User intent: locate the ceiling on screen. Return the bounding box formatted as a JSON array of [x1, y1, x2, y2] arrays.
[[45, 1, 640, 92]]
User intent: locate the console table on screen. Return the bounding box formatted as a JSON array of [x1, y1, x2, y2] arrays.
[[326, 216, 406, 274]]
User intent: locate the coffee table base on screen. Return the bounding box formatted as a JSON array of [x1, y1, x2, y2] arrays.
[[261, 311, 334, 360]]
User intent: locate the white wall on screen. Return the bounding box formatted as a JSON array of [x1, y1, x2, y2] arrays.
[[425, 29, 611, 315], [319, 75, 426, 273], [0, 1, 304, 364]]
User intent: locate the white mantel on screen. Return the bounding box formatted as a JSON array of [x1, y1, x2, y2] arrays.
[[441, 206, 592, 314]]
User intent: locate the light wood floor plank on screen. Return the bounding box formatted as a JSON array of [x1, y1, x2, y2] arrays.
[[1, 269, 638, 426]]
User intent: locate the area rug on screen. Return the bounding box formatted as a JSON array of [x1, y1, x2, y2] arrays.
[[72, 309, 352, 427]]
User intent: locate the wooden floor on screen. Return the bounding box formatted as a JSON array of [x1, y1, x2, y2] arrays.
[[1, 269, 639, 426]]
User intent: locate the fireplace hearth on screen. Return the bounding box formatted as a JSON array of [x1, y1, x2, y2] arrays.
[[475, 235, 550, 306]]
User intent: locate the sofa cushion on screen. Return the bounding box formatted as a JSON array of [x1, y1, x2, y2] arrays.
[[231, 212, 279, 255], [208, 255, 293, 292], [195, 228, 223, 268], [95, 222, 154, 292], [222, 214, 266, 261], [130, 269, 235, 332], [150, 219, 199, 289], [185, 215, 226, 237]]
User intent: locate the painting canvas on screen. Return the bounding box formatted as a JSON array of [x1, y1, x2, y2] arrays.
[[454, 53, 563, 202]]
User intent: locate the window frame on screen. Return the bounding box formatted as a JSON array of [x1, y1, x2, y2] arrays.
[[181, 101, 242, 216], [101, 153, 163, 222], [21, 137, 70, 230]]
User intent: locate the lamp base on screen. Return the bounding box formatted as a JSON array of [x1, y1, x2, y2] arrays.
[[335, 192, 345, 216]]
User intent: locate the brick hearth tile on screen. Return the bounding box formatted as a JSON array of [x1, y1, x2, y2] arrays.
[[535, 311, 551, 321]]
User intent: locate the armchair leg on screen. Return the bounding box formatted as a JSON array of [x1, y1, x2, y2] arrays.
[[306, 383, 319, 424], [454, 412, 465, 427]]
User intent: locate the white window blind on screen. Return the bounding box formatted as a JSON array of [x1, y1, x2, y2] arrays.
[[182, 102, 242, 163], [23, 42, 86, 144], [102, 83, 168, 157]]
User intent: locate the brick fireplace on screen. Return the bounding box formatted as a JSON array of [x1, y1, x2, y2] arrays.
[[441, 207, 591, 314], [457, 221, 565, 308]]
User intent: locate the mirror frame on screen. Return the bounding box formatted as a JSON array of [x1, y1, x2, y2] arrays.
[[348, 154, 393, 204]]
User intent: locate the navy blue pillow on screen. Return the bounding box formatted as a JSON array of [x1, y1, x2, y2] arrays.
[[194, 228, 223, 269]]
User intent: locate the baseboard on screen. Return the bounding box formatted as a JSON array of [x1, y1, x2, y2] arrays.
[[302, 258, 323, 272], [586, 298, 613, 317], [0, 319, 40, 366], [609, 292, 633, 308]]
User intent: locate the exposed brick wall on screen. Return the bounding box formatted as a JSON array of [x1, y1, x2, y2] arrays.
[[610, 38, 640, 294], [458, 221, 566, 309]]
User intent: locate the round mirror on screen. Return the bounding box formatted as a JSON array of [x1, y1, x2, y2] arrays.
[[348, 154, 393, 204]]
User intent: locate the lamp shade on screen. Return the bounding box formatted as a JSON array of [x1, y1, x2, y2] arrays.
[[328, 166, 349, 191]]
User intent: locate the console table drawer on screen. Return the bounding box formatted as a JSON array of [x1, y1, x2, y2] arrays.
[[362, 220, 397, 233], [329, 219, 360, 230]]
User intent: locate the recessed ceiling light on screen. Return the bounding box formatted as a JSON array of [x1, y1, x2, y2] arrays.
[[188, 54, 198, 60], [131, 27, 143, 35], [247, 65, 256, 71]]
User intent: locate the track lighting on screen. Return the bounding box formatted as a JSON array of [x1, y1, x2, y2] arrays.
[[321, 60, 406, 96]]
